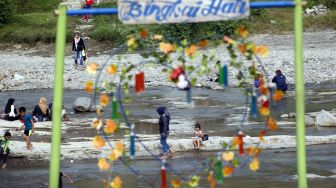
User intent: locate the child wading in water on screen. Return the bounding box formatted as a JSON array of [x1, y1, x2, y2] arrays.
[[0, 132, 11, 168], [16, 107, 34, 150], [193, 123, 204, 150]]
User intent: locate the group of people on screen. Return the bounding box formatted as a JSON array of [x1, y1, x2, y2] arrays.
[[157, 107, 207, 159]]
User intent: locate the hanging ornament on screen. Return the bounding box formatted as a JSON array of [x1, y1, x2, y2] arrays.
[[219, 65, 228, 87], [161, 160, 167, 188], [177, 74, 190, 90], [251, 90, 258, 118], [238, 130, 244, 156], [112, 97, 119, 120], [215, 154, 223, 184], [130, 125, 135, 159], [186, 88, 192, 104], [170, 65, 184, 83], [135, 72, 145, 94]]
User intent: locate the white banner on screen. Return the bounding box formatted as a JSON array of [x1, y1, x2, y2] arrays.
[[118, 0, 250, 24]]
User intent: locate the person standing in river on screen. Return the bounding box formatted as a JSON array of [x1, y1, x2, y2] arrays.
[[156, 106, 173, 159], [72, 32, 86, 70]]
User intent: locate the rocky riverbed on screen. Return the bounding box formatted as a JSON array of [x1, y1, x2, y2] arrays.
[[0, 31, 336, 91]]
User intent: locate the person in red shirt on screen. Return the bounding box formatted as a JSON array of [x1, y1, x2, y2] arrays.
[[82, 0, 94, 22]]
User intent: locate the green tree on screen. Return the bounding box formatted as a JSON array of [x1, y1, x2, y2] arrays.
[[0, 0, 15, 26]]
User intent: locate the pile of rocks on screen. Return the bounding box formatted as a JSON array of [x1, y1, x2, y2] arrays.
[[304, 4, 327, 16], [281, 109, 336, 127]]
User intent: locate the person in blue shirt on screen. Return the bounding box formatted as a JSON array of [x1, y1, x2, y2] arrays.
[[272, 69, 288, 92], [0, 131, 11, 168], [16, 107, 35, 150]]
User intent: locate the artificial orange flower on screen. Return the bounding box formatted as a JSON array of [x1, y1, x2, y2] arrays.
[[127, 37, 136, 46], [222, 151, 235, 162], [97, 158, 110, 171], [259, 86, 268, 95], [238, 44, 247, 54], [110, 176, 122, 188], [267, 117, 278, 130], [87, 62, 99, 74], [185, 45, 197, 56], [249, 158, 260, 171], [100, 93, 109, 107], [223, 166, 235, 177], [159, 42, 174, 53], [207, 171, 216, 188], [107, 64, 117, 75], [197, 39, 208, 48], [238, 26, 248, 38], [171, 179, 182, 188], [223, 36, 235, 45], [92, 118, 102, 129], [272, 90, 284, 102], [247, 147, 261, 156], [104, 119, 117, 134], [96, 105, 102, 117], [139, 29, 148, 38], [93, 136, 106, 149], [259, 107, 270, 116], [84, 80, 94, 93], [259, 130, 267, 141]]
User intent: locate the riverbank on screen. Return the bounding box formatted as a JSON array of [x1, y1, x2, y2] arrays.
[[0, 31, 336, 91]]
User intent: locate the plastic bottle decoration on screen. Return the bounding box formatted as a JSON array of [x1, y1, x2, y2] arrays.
[[215, 154, 223, 184], [130, 125, 135, 159], [135, 72, 145, 94], [112, 97, 118, 120], [186, 88, 192, 104], [219, 65, 228, 88], [251, 90, 258, 118], [238, 130, 244, 156], [161, 160, 167, 188]]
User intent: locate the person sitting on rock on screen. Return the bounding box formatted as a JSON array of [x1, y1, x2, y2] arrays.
[[193, 123, 204, 150], [1, 98, 20, 121], [32, 97, 50, 122], [0, 131, 11, 168], [272, 69, 288, 92], [48, 103, 69, 122]]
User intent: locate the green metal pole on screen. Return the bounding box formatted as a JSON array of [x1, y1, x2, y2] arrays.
[[49, 5, 67, 188], [294, 0, 307, 188]]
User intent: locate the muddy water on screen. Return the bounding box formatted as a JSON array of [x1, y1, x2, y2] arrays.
[[0, 87, 336, 187]]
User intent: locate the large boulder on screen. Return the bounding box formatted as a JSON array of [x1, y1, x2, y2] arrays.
[[305, 115, 315, 126], [315, 110, 336, 127], [73, 97, 92, 112]]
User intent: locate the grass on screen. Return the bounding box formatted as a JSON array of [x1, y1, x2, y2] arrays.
[[0, 12, 79, 43]]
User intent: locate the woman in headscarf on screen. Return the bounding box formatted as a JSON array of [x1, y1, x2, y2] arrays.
[[32, 97, 50, 122], [3, 98, 20, 121]]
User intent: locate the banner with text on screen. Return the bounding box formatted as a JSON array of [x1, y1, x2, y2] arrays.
[[118, 0, 250, 24]]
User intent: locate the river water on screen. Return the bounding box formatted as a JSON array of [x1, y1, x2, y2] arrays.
[[0, 86, 336, 187]]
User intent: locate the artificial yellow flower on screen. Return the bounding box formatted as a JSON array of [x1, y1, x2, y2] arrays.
[[87, 62, 99, 74], [197, 39, 208, 48], [92, 118, 102, 129], [97, 158, 110, 171], [253, 45, 269, 57], [187, 176, 200, 188], [108, 150, 121, 161], [207, 171, 216, 188], [111, 176, 122, 188], [153, 34, 163, 41], [93, 136, 106, 149], [223, 36, 236, 45], [84, 80, 94, 93], [107, 64, 117, 75], [247, 147, 261, 156], [159, 42, 174, 54], [114, 141, 125, 153], [127, 37, 135, 46], [171, 179, 181, 188], [222, 151, 235, 162], [104, 119, 117, 134], [223, 166, 235, 177], [100, 93, 109, 107], [259, 107, 270, 116], [249, 158, 260, 171]]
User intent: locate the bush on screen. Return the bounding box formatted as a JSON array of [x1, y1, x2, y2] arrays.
[[0, 0, 15, 26], [12, 0, 62, 13]]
